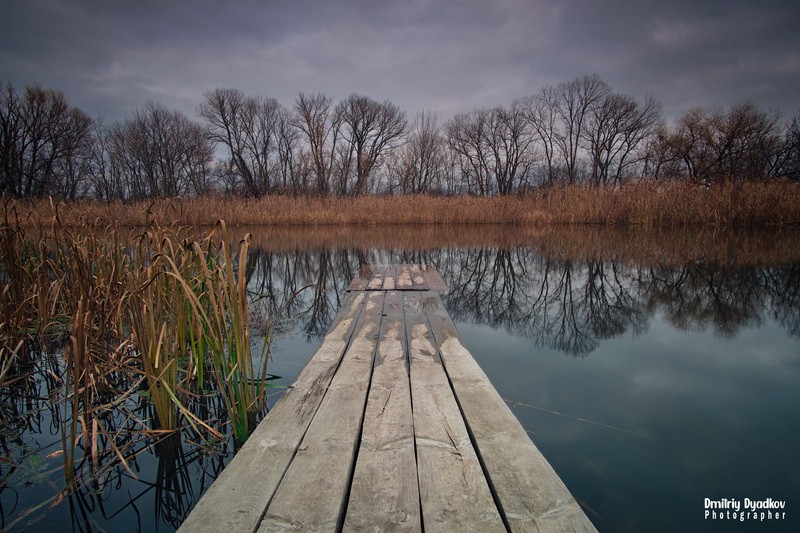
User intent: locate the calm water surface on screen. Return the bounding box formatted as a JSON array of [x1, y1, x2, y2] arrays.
[[2, 226, 798, 532]]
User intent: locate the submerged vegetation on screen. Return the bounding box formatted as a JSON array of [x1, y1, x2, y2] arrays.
[[0, 201, 276, 517]]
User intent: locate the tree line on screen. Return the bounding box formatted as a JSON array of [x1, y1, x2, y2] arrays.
[[2, 74, 799, 200]]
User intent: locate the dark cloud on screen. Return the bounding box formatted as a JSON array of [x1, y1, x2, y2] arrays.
[[1, 0, 798, 122]]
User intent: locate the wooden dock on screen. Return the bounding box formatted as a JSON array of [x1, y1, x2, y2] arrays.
[[180, 265, 596, 532]]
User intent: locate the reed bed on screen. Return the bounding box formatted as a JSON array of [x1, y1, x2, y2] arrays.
[[7, 180, 800, 228], [2, 179, 799, 503], [0, 204, 272, 494]]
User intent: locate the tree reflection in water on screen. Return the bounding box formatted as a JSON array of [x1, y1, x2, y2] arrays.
[[2, 225, 798, 531], [241, 226, 800, 357]]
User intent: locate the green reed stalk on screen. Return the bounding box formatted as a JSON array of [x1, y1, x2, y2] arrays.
[[156, 222, 265, 442], [127, 243, 182, 431]]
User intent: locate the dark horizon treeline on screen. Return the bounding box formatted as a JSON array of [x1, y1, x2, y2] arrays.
[[2, 74, 799, 200]]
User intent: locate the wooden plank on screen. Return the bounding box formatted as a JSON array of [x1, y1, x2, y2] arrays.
[[178, 292, 367, 533], [343, 291, 420, 532], [348, 265, 373, 291], [424, 295, 598, 533], [185, 265, 594, 532], [422, 269, 448, 292], [409, 265, 428, 290], [405, 293, 505, 533], [397, 265, 413, 289], [259, 291, 385, 532], [367, 269, 384, 290], [382, 265, 396, 291]]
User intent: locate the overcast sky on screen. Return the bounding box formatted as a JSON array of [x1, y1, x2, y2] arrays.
[[2, 0, 798, 123]]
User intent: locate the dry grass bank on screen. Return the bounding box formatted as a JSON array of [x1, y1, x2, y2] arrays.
[[6, 180, 800, 228]]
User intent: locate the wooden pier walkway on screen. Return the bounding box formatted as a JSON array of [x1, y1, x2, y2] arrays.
[[180, 265, 596, 532]]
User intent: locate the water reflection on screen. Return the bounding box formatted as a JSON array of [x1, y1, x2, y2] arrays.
[[2, 225, 799, 531], [240, 227, 800, 357], [243, 249, 354, 341], [0, 348, 231, 531], [441, 252, 800, 355]]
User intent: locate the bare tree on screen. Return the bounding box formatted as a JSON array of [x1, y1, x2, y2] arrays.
[[771, 112, 800, 180], [199, 88, 284, 196], [0, 82, 21, 194], [639, 122, 681, 181], [389, 111, 447, 194], [19, 85, 72, 196], [486, 102, 537, 194], [553, 74, 611, 184], [86, 118, 123, 200], [446, 104, 536, 195], [665, 106, 713, 181], [50, 109, 95, 199], [519, 74, 611, 186], [275, 107, 304, 194], [714, 102, 781, 181], [447, 109, 492, 195], [293, 92, 343, 196], [335, 94, 408, 196], [520, 86, 562, 185], [665, 102, 781, 183], [0, 82, 93, 197], [583, 93, 662, 185], [108, 102, 212, 199]]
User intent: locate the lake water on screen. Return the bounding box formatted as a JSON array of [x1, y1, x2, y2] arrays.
[[2, 225, 799, 532]]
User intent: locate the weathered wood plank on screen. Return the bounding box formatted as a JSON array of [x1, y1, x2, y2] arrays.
[[397, 265, 413, 289], [367, 270, 384, 290], [405, 293, 505, 533], [185, 265, 595, 533], [409, 265, 428, 290], [424, 295, 597, 533], [343, 291, 420, 532], [421, 269, 448, 292], [382, 265, 396, 291], [348, 265, 373, 291], [258, 291, 385, 533], [178, 292, 368, 533]]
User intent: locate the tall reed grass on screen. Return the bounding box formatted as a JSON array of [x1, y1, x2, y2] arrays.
[[7, 180, 800, 228], [0, 200, 272, 487]]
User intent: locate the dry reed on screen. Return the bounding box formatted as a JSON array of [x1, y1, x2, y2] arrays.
[[7, 180, 800, 228], [0, 204, 270, 487]]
